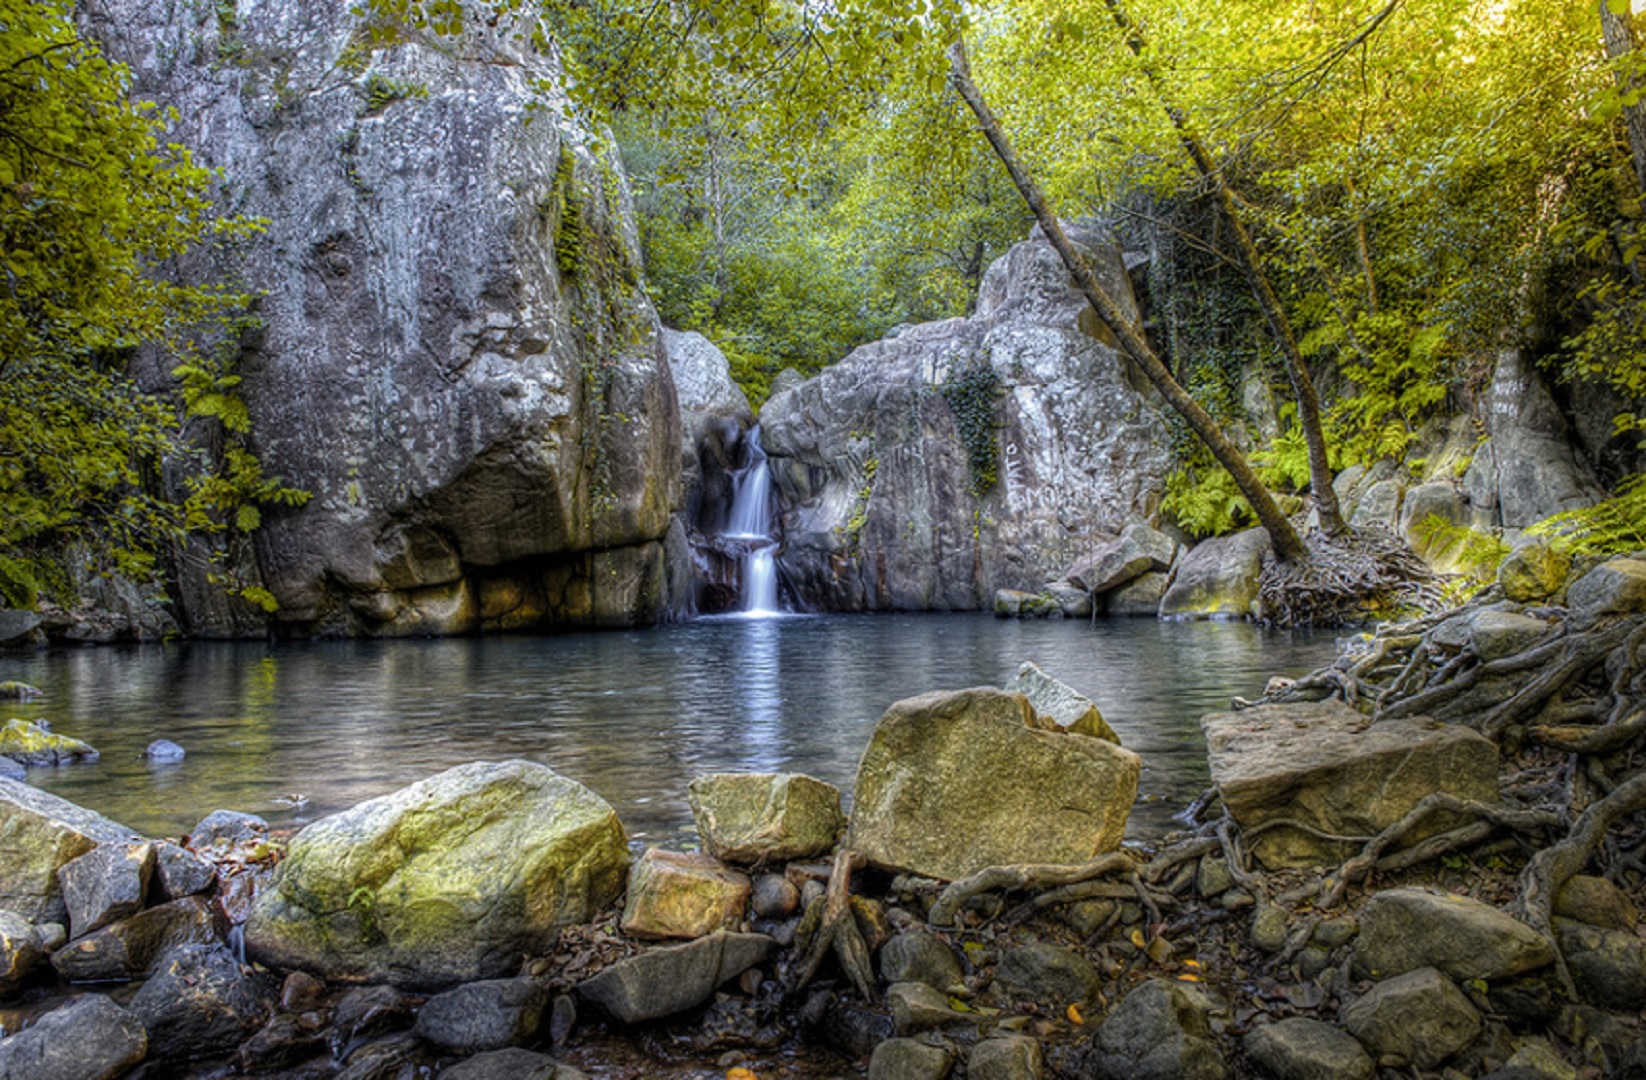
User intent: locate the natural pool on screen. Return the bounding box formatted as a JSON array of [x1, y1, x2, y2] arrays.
[[2, 614, 1341, 844]]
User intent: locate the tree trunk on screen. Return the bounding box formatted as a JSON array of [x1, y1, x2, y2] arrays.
[[947, 38, 1307, 564], [1099, 0, 1349, 538], [1602, 0, 1646, 201]]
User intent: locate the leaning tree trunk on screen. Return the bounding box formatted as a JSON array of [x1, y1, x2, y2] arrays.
[[947, 37, 1308, 563], [1099, 0, 1356, 538], [1602, 0, 1646, 202]]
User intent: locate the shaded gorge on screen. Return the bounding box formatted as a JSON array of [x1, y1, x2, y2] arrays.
[[4, 616, 1338, 844]]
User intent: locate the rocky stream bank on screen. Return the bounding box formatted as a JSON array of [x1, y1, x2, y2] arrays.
[[1, 552, 1645, 1079]]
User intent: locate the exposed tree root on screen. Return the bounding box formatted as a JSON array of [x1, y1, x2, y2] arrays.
[[927, 852, 1158, 928], [787, 848, 875, 1001], [1259, 525, 1441, 628]]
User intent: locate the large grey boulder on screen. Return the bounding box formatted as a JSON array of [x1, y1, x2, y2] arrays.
[[575, 930, 773, 1024], [0, 612, 40, 648], [245, 761, 628, 987], [1462, 348, 1602, 528], [849, 688, 1139, 882], [0, 779, 137, 924], [760, 224, 1170, 611], [85, 0, 680, 637], [1068, 523, 1178, 595], [1159, 529, 1270, 620], [0, 993, 147, 1080], [1355, 888, 1554, 982], [1202, 702, 1498, 868]]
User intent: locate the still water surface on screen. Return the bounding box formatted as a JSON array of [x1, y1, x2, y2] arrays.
[[3, 615, 1339, 844]]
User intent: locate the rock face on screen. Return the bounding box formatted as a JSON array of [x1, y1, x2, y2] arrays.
[[0, 780, 137, 924], [760, 224, 1170, 611], [245, 761, 628, 987], [85, 0, 680, 637], [1202, 702, 1499, 868], [849, 688, 1140, 881], [1463, 349, 1603, 528]]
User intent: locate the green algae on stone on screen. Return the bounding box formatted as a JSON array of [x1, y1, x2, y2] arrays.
[[245, 760, 628, 988]]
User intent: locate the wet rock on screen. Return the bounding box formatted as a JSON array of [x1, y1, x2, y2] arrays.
[[0, 719, 97, 767], [687, 772, 845, 864], [439, 1047, 568, 1079], [1202, 703, 1498, 869], [1555, 874, 1638, 930], [750, 873, 799, 919], [0, 614, 40, 648], [620, 848, 750, 941], [1043, 580, 1093, 618], [1243, 1016, 1374, 1080], [0, 683, 40, 700], [849, 688, 1139, 881], [58, 840, 152, 939], [281, 971, 326, 1014], [1005, 662, 1120, 743], [330, 985, 414, 1056], [152, 841, 217, 900], [888, 981, 974, 1035], [0, 910, 40, 997], [869, 1037, 954, 1080], [239, 1013, 328, 1073], [1086, 978, 1229, 1080], [879, 929, 964, 993], [1471, 611, 1550, 662], [190, 809, 268, 847], [129, 942, 275, 1061], [576, 930, 773, 1024], [1568, 557, 1646, 628], [52, 896, 223, 982], [1354, 888, 1554, 982], [1557, 919, 1646, 1010], [335, 1032, 433, 1080], [415, 978, 547, 1053], [996, 942, 1100, 1007], [971, 1035, 1045, 1080], [996, 590, 1060, 618], [1069, 523, 1177, 595], [143, 739, 185, 763], [1341, 966, 1479, 1069], [1159, 529, 1269, 620], [0, 779, 132, 924], [1497, 540, 1572, 602], [0, 992, 147, 1080], [247, 761, 628, 987]]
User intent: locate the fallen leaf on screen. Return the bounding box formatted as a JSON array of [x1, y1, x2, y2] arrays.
[[1066, 1003, 1084, 1025]]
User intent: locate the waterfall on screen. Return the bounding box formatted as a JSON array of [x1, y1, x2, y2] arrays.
[[723, 426, 781, 615]]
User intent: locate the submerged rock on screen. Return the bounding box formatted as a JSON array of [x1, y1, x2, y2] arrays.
[[687, 773, 845, 865], [246, 760, 628, 987], [0, 719, 97, 767], [1202, 702, 1498, 869], [143, 740, 186, 763], [849, 687, 1139, 881], [0, 779, 136, 924]]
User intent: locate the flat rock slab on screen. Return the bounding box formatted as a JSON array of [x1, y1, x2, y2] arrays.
[[246, 760, 628, 988], [576, 930, 773, 1024], [687, 772, 844, 864], [1355, 888, 1556, 982], [0, 779, 137, 924], [1202, 702, 1498, 868], [849, 688, 1139, 881]]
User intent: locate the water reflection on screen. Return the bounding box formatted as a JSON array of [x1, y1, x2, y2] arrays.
[[4, 615, 1338, 845]]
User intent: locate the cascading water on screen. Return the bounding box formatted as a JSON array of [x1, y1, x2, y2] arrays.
[[723, 426, 780, 615]]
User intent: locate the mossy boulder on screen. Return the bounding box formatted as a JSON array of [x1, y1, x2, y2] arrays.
[[848, 688, 1139, 881], [687, 773, 845, 865], [0, 719, 97, 767], [245, 761, 628, 988]]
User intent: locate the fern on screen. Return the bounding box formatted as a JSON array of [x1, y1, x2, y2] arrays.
[[1527, 473, 1646, 555], [1409, 513, 1510, 583], [1162, 465, 1250, 539]]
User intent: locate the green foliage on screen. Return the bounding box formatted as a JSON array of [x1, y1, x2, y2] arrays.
[[0, 0, 303, 610], [1161, 462, 1251, 540], [937, 363, 1002, 496], [359, 72, 427, 116], [1528, 473, 1646, 555], [1409, 514, 1511, 584]]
